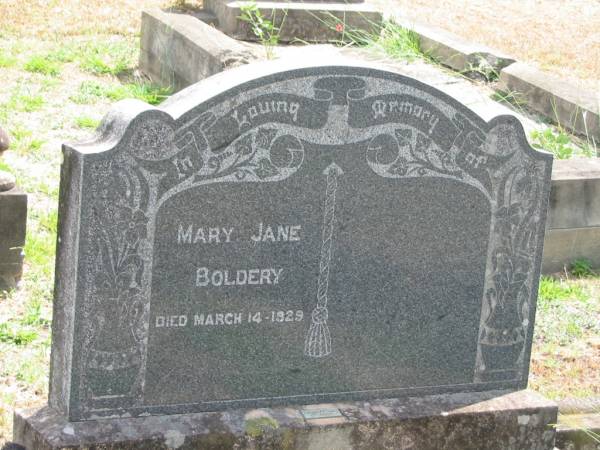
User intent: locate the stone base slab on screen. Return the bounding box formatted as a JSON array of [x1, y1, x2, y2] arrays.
[[556, 412, 600, 450], [140, 9, 257, 92], [13, 390, 557, 450], [0, 186, 27, 290], [499, 62, 600, 140], [204, 0, 382, 42], [543, 226, 600, 273], [388, 13, 515, 81]]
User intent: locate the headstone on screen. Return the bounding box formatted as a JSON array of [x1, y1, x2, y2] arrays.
[[46, 62, 552, 424], [0, 126, 26, 291]]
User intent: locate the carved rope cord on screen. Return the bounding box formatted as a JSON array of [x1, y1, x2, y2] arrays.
[[304, 163, 343, 357]]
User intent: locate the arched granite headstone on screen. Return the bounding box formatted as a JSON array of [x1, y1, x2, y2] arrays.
[[49, 62, 552, 421]]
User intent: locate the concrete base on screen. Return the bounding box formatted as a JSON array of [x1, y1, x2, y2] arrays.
[[499, 62, 600, 140], [0, 186, 27, 291], [543, 227, 600, 273], [389, 14, 515, 81], [205, 0, 382, 43], [140, 9, 258, 92], [13, 390, 557, 450], [556, 412, 600, 450], [542, 158, 600, 273]]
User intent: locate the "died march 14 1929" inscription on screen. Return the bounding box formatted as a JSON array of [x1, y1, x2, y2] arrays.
[[49, 62, 552, 421]]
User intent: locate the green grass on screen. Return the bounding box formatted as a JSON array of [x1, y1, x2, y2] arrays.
[[74, 115, 101, 129], [71, 80, 172, 105], [536, 276, 598, 346], [24, 55, 61, 76], [328, 18, 424, 62], [25, 210, 58, 275], [69, 80, 110, 104], [0, 88, 45, 126], [21, 298, 48, 327], [375, 21, 422, 62], [5, 125, 45, 156], [3, 91, 45, 113], [0, 159, 12, 174], [538, 276, 589, 303], [126, 83, 172, 105], [0, 323, 38, 346], [78, 39, 137, 75]]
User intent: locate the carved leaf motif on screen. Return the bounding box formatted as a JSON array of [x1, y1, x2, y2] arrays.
[[234, 168, 253, 180], [255, 128, 277, 149], [254, 158, 280, 179], [394, 128, 412, 147], [496, 202, 522, 227], [387, 157, 408, 176], [235, 134, 254, 157], [415, 133, 431, 156]]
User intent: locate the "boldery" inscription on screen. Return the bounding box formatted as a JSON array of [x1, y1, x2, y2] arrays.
[[196, 267, 284, 287]]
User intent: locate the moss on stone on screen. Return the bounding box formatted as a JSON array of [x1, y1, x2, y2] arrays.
[[244, 416, 279, 438]]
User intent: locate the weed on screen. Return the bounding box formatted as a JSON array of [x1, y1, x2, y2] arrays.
[[570, 258, 595, 278], [465, 57, 500, 81], [0, 322, 38, 345], [22, 298, 48, 327], [580, 140, 598, 157], [530, 128, 575, 159], [492, 89, 527, 108], [24, 55, 61, 76], [375, 21, 422, 61], [239, 2, 286, 59], [75, 116, 101, 129]]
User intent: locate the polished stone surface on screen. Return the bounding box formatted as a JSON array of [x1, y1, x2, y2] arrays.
[[49, 60, 552, 420]]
